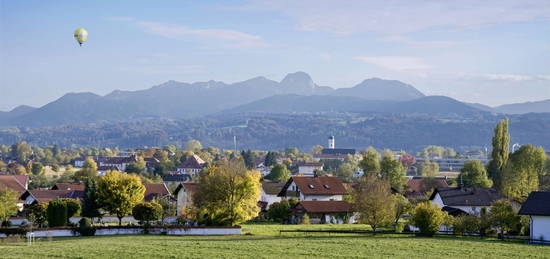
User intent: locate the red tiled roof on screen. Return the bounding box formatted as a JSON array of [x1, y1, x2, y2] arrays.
[[177, 155, 205, 169], [102, 156, 137, 165], [144, 183, 170, 201], [292, 200, 352, 213], [0, 175, 28, 195], [21, 189, 84, 203], [280, 176, 347, 196], [52, 183, 85, 191]]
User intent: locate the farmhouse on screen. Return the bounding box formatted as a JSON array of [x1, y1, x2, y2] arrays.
[[278, 175, 353, 224], [174, 183, 199, 215], [177, 155, 206, 175], [260, 181, 285, 209], [100, 155, 138, 172], [518, 191, 550, 242], [278, 175, 348, 201], [430, 187, 504, 215]]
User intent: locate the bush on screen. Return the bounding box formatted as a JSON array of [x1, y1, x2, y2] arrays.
[[410, 202, 448, 236], [453, 214, 480, 235], [267, 200, 291, 223], [395, 222, 405, 233], [132, 202, 163, 224], [60, 198, 81, 218], [301, 214, 310, 225], [47, 199, 68, 227], [75, 217, 95, 236], [26, 203, 48, 227]]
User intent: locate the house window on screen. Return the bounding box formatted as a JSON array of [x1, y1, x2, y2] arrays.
[[323, 184, 330, 189], [308, 184, 315, 189]]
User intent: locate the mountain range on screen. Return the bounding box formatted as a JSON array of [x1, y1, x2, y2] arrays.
[[1, 72, 548, 127]]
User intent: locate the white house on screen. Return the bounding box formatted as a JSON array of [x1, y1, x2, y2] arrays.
[[278, 175, 352, 224], [260, 182, 285, 209], [173, 183, 199, 215], [297, 162, 323, 176], [429, 187, 504, 215], [519, 192, 550, 242]]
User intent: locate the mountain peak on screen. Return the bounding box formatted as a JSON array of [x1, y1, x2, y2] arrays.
[[281, 71, 313, 83]]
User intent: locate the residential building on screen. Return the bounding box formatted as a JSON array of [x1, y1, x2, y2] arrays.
[[143, 183, 171, 202], [0, 174, 29, 210], [297, 162, 323, 176], [51, 183, 85, 191], [173, 183, 199, 215], [20, 189, 84, 206], [518, 192, 550, 242], [405, 177, 449, 201], [430, 187, 504, 215], [278, 175, 348, 201], [278, 175, 352, 224], [290, 200, 354, 224], [99, 155, 138, 172], [260, 181, 285, 209], [177, 155, 205, 175]]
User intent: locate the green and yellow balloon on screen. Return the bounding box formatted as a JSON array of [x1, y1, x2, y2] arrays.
[[73, 28, 88, 46]]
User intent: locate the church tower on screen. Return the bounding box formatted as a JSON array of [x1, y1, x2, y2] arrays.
[[328, 135, 335, 149]]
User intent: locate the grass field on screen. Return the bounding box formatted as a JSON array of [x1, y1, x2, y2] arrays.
[[1, 224, 549, 258]]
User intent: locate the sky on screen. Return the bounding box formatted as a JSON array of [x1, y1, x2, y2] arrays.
[[1, 0, 549, 111]]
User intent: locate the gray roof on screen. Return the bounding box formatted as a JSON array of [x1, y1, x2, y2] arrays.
[[519, 192, 550, 216], [430, 187, 504, 206]]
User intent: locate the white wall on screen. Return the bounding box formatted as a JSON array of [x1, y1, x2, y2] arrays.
[[17, 227, 241, 238], [298, 166, 322, 176], [301, 194, 343, 201], [531, 216, 550, 241], [431, 193, 488, 215], [260, 193, 281, 209]]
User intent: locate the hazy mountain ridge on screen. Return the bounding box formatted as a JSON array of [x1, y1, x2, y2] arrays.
[[1, 72, 548, 127], [0, 72, 429, 127]]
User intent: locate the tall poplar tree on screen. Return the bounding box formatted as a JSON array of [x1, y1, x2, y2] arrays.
[[488, 119, 510, 189]]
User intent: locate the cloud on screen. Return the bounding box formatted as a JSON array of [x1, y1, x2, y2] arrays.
[[355, 56, 431, 71], [453, 73, 550, 82], [379, 35, 462, 48], [243, 0, 550, 35], [109, 17, 267, 48]]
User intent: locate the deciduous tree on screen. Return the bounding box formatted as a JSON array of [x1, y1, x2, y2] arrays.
[[265, 164, 290, 182], [0, 186, 18, 224], [193, 160, 261, 226], [97, 171, 145, 226], [352, 174, 395, 232], [501, 145, 546, 201], [380, 151, 408, 192], [458, 160, 492, 188], [359, 147, 380, 176], [488, 119, 510, 189]]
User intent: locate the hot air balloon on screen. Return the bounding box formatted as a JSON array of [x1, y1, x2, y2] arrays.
[[73, 28, 88, 46]]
